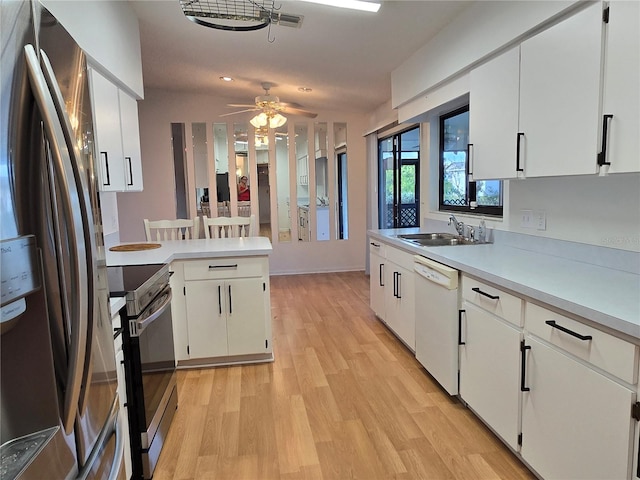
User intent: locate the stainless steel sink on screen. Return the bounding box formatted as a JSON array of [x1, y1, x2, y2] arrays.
[[397, 232, 485, 246]]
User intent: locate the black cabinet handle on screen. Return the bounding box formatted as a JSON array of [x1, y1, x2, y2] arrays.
[[472, 287, 499, 300], [393, 272, 398, 298], [228, 285, 232, 314], [126, 157, 133, 186], [545, 320, 592, 341], [458, 309, 466, 345], [520, 340, 531, 392], [467, 143, 474, 177], [370, 242, 380, 247], [379, 263, 384, 287], [218, 285, 222, 315], [396, 272, 401, 299], [209, 264, 238, 269], [101, 151, 111, 185], [516, 132, 524, 172], [597, 114, 614, 166]]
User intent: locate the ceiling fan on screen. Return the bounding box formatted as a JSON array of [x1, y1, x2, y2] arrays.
[[221, 82, 317, 128]]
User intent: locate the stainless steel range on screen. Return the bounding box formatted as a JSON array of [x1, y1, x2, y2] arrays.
[[107, 264, 177, 480]]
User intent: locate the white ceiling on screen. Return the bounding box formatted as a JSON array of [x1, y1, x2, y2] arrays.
[[129, 0, 473, 115]]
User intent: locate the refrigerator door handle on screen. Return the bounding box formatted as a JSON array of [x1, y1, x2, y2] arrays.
[[77, 397, 124, 480], [39, 48, 99, 415], [24, 44, 90, 434]]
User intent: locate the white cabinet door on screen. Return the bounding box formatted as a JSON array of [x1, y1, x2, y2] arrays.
[[369, 250, 386, 320], [118, 90, 143, 191], [90, 69, 126, 191], [469, 46, 521, 180], [226, 278, 267, 356], [519, 2, 605, 177], [459, 302, 521, 450], [521, 336, 635, 480], [384, 261, 415, 351], [185, 280, 228, 358], [601, 1, 640, 174]]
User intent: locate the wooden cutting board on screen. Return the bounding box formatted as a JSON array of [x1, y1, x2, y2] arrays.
[[109, 243, 161, 252]]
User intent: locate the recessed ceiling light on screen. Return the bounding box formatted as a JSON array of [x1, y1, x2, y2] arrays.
[[219, 76, 234, 82], [298, 0, 380, 13], [298, 87, 313, 93]]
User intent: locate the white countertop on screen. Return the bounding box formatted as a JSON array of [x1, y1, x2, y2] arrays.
[[106, 237, 272, 267], [369, 229, 640, 342]]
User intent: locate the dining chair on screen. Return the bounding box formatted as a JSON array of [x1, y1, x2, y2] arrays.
[[202, 215, 255, 239], [144, 218, 200, 241]]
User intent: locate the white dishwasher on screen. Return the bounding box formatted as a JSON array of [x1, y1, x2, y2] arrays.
[[414, 255, 460, 395]]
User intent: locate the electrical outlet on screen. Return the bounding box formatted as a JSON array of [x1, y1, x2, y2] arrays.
[[535, 210, 546, 230], [520, 209, 533, 228]]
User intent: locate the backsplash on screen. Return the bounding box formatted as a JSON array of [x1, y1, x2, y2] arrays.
[[424, 218, 640, 275]]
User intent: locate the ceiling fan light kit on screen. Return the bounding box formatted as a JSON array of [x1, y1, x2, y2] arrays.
[[224, 82, 317, 127]]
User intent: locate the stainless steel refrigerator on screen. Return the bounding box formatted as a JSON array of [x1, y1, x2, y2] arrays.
[[1, 1, 124, 478]]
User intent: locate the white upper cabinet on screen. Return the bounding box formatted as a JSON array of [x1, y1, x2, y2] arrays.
[[600, 1, 640, 174], [470, 2, 639, 179], [89, 68, 143, 191], [519, 1, 604, 178], [469, 46, 521, 180], [118, 90, 144, 190]]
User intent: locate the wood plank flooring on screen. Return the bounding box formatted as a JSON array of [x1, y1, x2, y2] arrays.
[[154, 272, 534, 480]]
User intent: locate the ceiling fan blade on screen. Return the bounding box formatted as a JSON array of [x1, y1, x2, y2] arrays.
[[227, 103, 258, 108], [281, 105, 318, 118], [219, 108, 259, 117]]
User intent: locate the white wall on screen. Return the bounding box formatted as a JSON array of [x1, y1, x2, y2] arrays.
[[41, 0, 143, 97], [117, 88, 369, 274], [391, 0, 578, 108], [508, 174, 640, 251]]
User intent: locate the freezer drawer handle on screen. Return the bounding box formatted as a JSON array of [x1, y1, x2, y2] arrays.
[[545, 320, 592, 341], [471, 287, 499, 300], [520, 340, 531, 392]]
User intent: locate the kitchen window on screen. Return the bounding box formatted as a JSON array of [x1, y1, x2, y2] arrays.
[[439, 106, 503, 216]]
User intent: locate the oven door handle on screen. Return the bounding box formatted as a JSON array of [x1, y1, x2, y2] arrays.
[[136, 288, 172, 335]]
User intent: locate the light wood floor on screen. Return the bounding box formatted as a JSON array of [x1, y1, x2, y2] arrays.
[[154, 272, 535, 480]]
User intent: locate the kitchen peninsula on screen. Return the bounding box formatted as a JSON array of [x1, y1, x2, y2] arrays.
[[107, 237, 273, 367]]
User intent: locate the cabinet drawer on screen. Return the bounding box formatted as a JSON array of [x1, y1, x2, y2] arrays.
[[526, 302, 638, 384], [462, 275, 523, 327], [385, 245, 414, 271], [369, 239, 386, 258], [183, 257, 264, 281]]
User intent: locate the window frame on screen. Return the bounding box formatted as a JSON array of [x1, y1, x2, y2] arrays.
[[438, 105, 503, 217]]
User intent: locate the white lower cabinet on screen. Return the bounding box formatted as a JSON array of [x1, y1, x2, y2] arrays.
[[368, 239, 415, 351], [369, 245, 385, 320], [185, 277, 267, 358], [459, 302, 522, 451], [171, 256, 272, 365], [521, 335, 635, 480], [383, 259, 415, 351]]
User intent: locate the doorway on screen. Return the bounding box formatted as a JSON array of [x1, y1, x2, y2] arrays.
[[257, 164, 271, 238], [378, 126, 420, 229]]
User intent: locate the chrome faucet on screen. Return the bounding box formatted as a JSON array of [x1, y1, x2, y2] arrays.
[[467, 225, 476, 242], [448, 214, 465, 236]]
